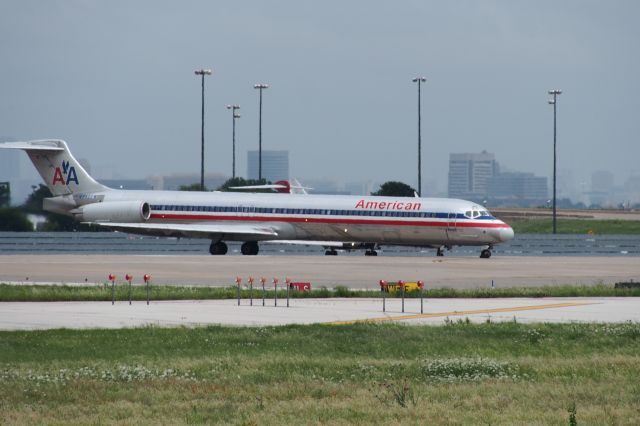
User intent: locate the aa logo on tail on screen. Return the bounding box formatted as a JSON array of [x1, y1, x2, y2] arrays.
[[52, 160, 79, 186]]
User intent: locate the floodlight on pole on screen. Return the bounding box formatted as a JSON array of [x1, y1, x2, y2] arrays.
[[548, 89, 562, 234], [412, 76, 427, 196], [254, 83, 269, 181], [226, 105, 241, 179], [194, 68, 212, 191]]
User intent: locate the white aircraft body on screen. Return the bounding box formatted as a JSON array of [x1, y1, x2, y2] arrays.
[[1, 140, 514, 258]]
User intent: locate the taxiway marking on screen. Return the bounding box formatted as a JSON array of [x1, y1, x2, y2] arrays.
[[329, 301, 596, 325]]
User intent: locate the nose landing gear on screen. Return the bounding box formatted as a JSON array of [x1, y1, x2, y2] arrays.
[[480, 245, 493, 259], [436, 245, 451, 257]]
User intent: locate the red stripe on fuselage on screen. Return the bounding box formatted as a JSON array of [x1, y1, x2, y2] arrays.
[[149, 213, 511, 229]]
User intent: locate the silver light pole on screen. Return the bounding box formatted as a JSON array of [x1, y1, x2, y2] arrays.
[[194, 68, 212, 191], [412, 77, 427, 196], [548, 89, 562, 234], [226, 105, 241, 179], [253, 83, 269, 181]]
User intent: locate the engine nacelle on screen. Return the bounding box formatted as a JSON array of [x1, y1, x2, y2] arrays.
[[73, 201, 151, 223]]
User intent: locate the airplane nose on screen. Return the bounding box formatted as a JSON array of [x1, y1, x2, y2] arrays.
[[499, 226, 514, 242]]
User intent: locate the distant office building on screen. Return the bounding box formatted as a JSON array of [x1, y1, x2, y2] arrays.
[[448, 151, 499, 200], [587, 170, 615, 207], [556, 169, 575, 201], [622, 176, 640, 205], [591, 170, 614, 193], [487, 172, 548, 206], [247, 150, 289, 182]]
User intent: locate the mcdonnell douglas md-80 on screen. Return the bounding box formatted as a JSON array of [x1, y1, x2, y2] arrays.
[[0, 140, 514, 258]]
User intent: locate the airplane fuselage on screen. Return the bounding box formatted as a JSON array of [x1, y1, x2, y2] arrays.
[[78, 189, 513, 247], [2, 140, 514, 257]]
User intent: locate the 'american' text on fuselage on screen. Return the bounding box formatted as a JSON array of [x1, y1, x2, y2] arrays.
[[354, 199, 421, 211]]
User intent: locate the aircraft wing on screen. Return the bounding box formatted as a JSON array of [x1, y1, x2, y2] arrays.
[[266, 240, 375, 250], [265, 240, 345, 247], [91, 222, 279, 240]]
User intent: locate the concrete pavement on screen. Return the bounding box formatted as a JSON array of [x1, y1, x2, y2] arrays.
[[1, 297, 639, 330], [1, 255, 639, 289]]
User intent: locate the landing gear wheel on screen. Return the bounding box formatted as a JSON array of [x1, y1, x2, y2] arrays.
[[436, 247, 445, 257], [480, 249, 492, 259], [325, 249, 338, 256], [364, 250, 378, 256], [241, 241, 259, 255], [209, 241, 228, 255]]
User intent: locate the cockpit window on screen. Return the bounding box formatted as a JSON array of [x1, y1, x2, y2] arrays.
[[465, 211, 472, 218]]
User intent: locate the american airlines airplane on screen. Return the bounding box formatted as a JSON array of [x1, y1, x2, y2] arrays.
[[0, 140, 514, 258]]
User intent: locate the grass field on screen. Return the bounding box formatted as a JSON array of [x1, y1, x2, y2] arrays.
[[2, 322, 640, 424], [508, 218, 640, 234], [2, 282, 640, 302]]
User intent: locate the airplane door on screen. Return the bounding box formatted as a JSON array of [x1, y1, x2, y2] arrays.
[[446, 212, 457, 239]]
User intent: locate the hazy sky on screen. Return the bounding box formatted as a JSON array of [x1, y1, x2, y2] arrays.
[[1, 0, 639, 192]]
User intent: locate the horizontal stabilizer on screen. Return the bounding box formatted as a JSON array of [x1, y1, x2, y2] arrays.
[[0, 140, 65, 151]]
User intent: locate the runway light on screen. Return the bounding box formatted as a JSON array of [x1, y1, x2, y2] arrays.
[[273, 277, 279, 307], [235, 276, 242, 306], [247, 276, 255, 306], [125, 274, 133, 305]]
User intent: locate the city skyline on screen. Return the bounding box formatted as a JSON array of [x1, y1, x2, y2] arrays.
[[1, 1, 639, 199], [4, 142, 640, 205]]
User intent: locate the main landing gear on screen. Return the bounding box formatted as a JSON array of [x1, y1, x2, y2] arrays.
[[323, 244, 378, 256], [209, 241, 260, 255], [241, 241, 259, 255], [209, 241, 228, 255]]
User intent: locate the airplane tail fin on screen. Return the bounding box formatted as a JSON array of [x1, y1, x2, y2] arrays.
[[0, 139, 109, 196]]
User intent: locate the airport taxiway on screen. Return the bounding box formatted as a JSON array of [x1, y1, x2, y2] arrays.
[[1, 297, 639, 330], [0, 254, 638, 289]]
